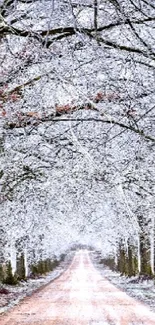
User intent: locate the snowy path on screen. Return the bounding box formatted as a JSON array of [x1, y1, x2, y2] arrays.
[[0, 250, 155, 325]]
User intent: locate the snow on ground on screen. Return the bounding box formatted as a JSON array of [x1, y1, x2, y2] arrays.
[[92, 254, 155, 313], [0, 254, 73, 314], [0, 269, 63, 314]]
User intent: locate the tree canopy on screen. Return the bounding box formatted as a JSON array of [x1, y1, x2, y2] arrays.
[[0, 0, 155, 275]]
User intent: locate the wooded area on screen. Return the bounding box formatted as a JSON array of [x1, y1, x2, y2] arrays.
[[0, 0, 155, 283]]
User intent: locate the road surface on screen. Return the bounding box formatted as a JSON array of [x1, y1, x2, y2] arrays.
[[0, 250, 155, 325]]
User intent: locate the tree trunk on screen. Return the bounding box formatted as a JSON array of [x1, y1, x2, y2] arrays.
[[139, 232, 152, 275]]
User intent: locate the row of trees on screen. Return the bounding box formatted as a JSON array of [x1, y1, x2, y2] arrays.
[[98, 238, 153, 277], [0, 251, 66, 285]]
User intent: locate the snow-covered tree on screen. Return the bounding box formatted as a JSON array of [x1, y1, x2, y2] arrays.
[[0, 0, 155, 277]]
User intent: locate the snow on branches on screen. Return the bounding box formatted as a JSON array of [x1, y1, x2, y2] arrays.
[[0, 0, 155, 275]]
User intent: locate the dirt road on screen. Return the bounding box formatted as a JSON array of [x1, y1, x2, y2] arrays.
[[0, 250, 155, 325]]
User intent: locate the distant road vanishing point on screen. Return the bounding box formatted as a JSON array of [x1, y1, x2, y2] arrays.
[[0, 250, 155, 325]]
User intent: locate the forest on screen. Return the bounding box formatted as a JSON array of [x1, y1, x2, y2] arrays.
[[0, 0, 155, 283]]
